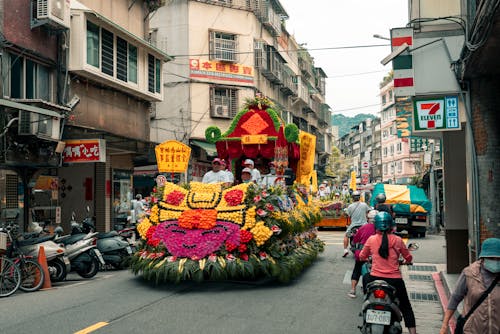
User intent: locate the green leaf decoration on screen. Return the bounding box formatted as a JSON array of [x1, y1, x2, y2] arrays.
[[205, 126, 222, 144], [284, 123, 299, 143]]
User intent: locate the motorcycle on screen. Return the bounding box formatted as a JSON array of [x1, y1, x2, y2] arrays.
[[358, 242, 419, 334], [17, 231, 71, 282], [80, 207, 133, 269], [54, 226, 105, 278]]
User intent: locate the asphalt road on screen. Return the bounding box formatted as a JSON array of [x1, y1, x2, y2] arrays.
[[0, 231, 446, 334]]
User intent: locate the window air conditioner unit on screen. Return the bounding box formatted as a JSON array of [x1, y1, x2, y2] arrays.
[[18, 110, 60, 141], [212, 104, 230, 118], [32, 0, 70, 30]]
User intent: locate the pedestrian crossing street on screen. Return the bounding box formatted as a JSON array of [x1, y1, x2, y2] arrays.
[[316, 230, 345, 246]]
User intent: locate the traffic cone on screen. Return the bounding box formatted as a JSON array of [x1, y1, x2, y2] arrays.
[[38, 246, 52, 290]]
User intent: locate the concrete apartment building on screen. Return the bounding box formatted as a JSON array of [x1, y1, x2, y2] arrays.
[[149, 0, 332, 180]]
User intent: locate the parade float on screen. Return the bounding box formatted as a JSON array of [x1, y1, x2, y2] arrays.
[[130, 96, 325, 283], [314, 195, 351, 228]]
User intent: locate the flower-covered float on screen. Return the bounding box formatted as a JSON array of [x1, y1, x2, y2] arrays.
[[131, 182, 324, 283], [130, 181, 324, 283]]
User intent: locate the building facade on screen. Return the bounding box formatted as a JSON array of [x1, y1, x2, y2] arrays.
[[150, 0, 332, 181]]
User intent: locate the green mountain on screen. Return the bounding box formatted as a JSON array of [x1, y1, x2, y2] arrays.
[[332, 113, 376, 137]]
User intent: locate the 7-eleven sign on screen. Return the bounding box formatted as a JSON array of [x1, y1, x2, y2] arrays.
[[413, 96, 461, 132]]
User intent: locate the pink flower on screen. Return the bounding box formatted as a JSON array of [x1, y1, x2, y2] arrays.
[[271, 225, 282, 234], [259, 251, 268, 260], [265, 203, 275, 211], [167, 256, 177, 262], [191, 255, 200, 261], [261, 190, 269, 198], [208, 254, 217, 262], [256, 208, 267, 217], [226, 254, 236, 262], [253, 195, 262, 203]]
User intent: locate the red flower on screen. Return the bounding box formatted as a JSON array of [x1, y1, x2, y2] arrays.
[[166, 190, 185, 206], [240, 230, 253, 243], [226, 254, 236, 262], [265, 203, 275, 211], [225, 241, 237, 252], [253, 195, 262, 202], [224, 189, 244, 206], [256, 208, 267, 217], [238, 244, 247, 253], [261, 190, 269, 197], [240, 253, 249, 261], [271, 225, 282, 234], [259, 251, 268, 260], [146, 225, 161, 247]]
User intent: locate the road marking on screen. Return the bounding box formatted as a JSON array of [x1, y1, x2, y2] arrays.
[[74, 322, 108, 334], [325, 242, 343, 245]]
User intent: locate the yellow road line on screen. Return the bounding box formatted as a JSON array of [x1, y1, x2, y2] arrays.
[[74, 322, 109, 334]]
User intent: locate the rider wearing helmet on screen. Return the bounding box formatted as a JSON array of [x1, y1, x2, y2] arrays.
[[343, 190, 371, 257], [347, 209, 378, 298], [359, 212, 417, 334], [374, 193, 395, 217]]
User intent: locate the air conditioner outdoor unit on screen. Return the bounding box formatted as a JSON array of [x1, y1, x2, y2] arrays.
[[32, 0, 70, 30], [212, 104, 230, 118], [18, 110, 60, 141]]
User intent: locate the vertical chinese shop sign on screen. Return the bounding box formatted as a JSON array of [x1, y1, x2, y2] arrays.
[[155, 140, 191, 173]]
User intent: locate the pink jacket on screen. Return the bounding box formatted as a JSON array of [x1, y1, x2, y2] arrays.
[[352, 223, 376, 261], [359, 232, 412, 278]]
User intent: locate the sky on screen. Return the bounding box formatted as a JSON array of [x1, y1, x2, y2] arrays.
[[279, 0, 409, 117]]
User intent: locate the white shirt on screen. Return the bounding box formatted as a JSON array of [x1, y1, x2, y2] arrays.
[[259, 174, 277, 187], [202, 170, 229, 184], [250, 168, 261, 183]]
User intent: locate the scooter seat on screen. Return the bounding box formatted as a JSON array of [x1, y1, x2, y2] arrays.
[[97, 231, 119, 239], [17, 234, 55, 247], [57, 234, 87, 245]]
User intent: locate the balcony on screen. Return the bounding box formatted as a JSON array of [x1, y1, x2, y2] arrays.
[[255, 44, 284, 84], [280, 65, 297, 96], [255, 0, 288, 37]]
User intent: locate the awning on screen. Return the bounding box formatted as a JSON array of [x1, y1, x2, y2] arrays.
[[191, 140, 217, 157], [0, 99, 65, 118]]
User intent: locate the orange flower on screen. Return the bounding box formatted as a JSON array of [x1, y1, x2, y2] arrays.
[[178, 209, 217, 229]]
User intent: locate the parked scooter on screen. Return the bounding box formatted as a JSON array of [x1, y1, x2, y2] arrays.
[[80, 207, 132, 269], [358, 242, 419, 334], [17, 228, 71, 282], [54, 225, 105, 278]]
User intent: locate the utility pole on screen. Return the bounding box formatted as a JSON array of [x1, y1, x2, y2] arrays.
[[426, 142, 436, 233]]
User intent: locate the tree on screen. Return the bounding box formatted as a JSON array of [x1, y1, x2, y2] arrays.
[[325, 146, 351, 183]]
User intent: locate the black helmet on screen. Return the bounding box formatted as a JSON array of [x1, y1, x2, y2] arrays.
[[375, 193, 386, 203], [374, 212, 395, 231]]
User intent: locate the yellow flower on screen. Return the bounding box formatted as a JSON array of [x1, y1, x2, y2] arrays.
[[250, 221, 273, 246], [242, 206, 256, 230], [137, 219, 152, 239]]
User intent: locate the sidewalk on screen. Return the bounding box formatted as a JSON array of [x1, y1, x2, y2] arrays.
[[401, 262, 447, 334]]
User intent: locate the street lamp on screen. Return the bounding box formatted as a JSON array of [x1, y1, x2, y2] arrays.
[[373, 34, 391, 41]]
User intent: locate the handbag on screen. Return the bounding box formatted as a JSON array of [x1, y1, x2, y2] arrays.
[[454, 275, 499, 334]]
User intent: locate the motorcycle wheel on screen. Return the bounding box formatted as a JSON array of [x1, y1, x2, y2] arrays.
[[366, 324, 385, 334], [75, 254, 99, 279], [48, 258, 67, 282]]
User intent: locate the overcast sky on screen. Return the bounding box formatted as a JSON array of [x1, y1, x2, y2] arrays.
[[279, 0, 409, 117]]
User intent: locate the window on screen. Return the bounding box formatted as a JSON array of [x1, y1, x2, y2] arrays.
[[383, 164, 387, 175], [87, 21, 100, 67], [389, 145, 394, 156], [397, 161, 403, 173], [396, 142, 402, 153], [86, 20, 139, 85], [388, 90, 393, 101], [383, 147, 388, 157], [10, 55, 51, 101], [210, 87, 238, 119], [382, 94, 386, 104], [382, 130, 388, 139], [148, 54, 161, 93], [210, 31, 237, 62]]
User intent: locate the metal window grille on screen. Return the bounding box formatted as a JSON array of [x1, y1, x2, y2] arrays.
[[210, 87, 237, 118], [116, 37, 128, 82], [101, 28, 114, 76], [148, 54, 155, 93], [210, 31, 237, 62]]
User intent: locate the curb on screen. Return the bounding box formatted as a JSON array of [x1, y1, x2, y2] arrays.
[[432, 272, 456, 334]]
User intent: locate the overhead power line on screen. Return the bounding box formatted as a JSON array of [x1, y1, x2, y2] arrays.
[[169, 43, 390, 58], [332, 103, 380, 113]]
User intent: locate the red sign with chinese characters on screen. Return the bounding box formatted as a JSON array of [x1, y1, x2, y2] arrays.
[[189, 59, 254, 84], [62, 139, 106, 163]]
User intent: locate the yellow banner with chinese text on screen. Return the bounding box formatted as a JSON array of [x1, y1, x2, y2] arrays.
[[155, 140, 191, 173]]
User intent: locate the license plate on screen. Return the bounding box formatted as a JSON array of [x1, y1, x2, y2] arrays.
[[395, 217, 408, 225], [94, 249, 106, 265], [126, 246, 133, 254], [366, 309, 391, 325]]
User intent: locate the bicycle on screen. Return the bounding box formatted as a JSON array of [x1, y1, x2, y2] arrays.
[[1, 223, 45, 292], [0, 230, 21, 297]]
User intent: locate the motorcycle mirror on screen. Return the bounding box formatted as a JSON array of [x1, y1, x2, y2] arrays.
[[408, 242, 419, 251]]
